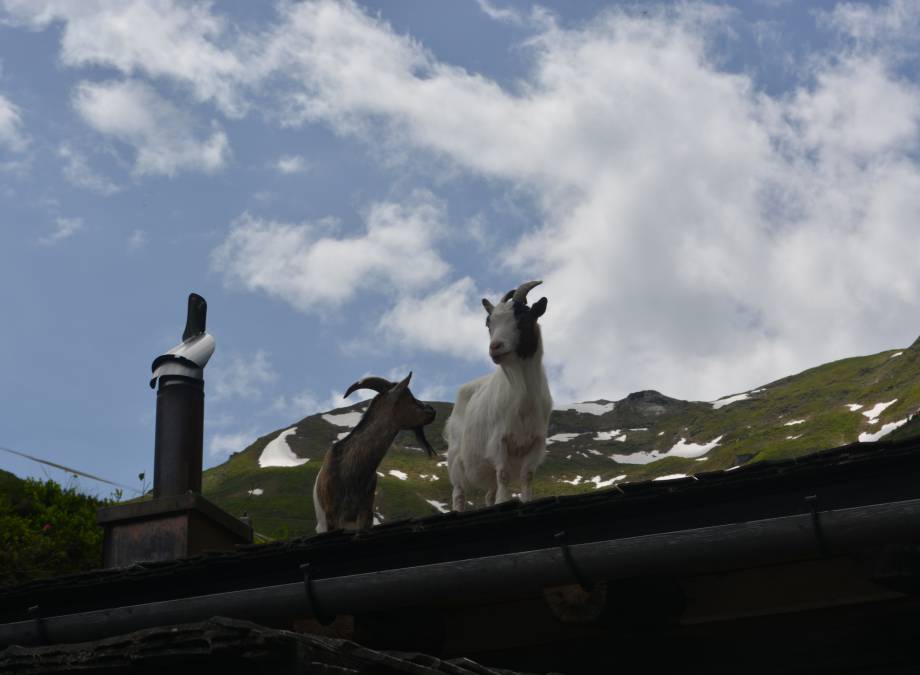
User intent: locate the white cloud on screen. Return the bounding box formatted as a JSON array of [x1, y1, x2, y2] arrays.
[[212, 191, 450, 311], [17, 0, 920, 401], [127, 229, 148, 251], [1, 0, 247, 116], [58, 143, 121, 195], [237, 1, 920, 402], [38, 217, 83, 246], [72, 79, 230, 176], [0, 92, 27, 152], [275, 154, 307, 174], [378, 277, 489, 362], [475, 0, 553, 30], [325, 387, 374, 412], [269, 389, 322, 419], [822, 0, 920, 56], [208, 430, 254, 458], [210, 350, 278, 401], [416, 383, 452, 402], [476, 0, 524, 25], [787, 57, 920, 158]]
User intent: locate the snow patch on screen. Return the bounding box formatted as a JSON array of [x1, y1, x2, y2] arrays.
[[259, 428, 308, 468], [558, 401, 614, 415], [436, 461, 447, 467], [322, 410, 365, 428], [547, 432, 581, 445], [668, 435, 723, 458], [712, 393, 749, 409], [426, 499, 449, 513], [247, 488, 263, 496], [713, 389, 765, 409], [561, 475, 583, 486], [859, 416, 911, 442], [336, 431, 349, 441], [611, 435, 722, 465], [419, 473, 439, 481], [863, 400, 898, 422], [891, 351, 904, 358], [589, 475, 624, 488], [786, 434, 803, 440], [783, 419, 805, 426], [388, 470, 408, 480], [654, 473, 688, 481], [845, 403, 863, 412], [586, 448, 603, 456], [595, 429, 627, 442]]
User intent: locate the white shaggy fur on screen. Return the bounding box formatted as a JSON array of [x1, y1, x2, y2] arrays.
[[446, 285, 552, 510], [312, 469, 328, 533]]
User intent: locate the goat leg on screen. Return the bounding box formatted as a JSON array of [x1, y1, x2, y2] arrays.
[[356, 508, 374, 530], [495, 466, 512, 503], [520, 467, 534, 502], [452, 485, 466, 512], [356, 477, 378, 529]]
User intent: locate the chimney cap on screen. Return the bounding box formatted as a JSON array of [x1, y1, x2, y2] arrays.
[[150, 293, 215, 388]]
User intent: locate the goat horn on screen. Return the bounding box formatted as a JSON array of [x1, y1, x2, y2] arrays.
[[344, 376, 394, 398], [500, 289, 515, 303], [512, 280, 542, 304]]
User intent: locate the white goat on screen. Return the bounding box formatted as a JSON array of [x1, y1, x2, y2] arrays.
[[446, 280, 552, 510], [313, 373, 436, 533]]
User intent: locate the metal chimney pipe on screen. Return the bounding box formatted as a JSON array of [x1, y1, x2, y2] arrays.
[[149, 294, 215, 499], [95, 299, 245, 568]]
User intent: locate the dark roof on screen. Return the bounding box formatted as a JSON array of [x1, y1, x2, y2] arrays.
[[0, 617, 532, 675], [4, 435, 920, 623]]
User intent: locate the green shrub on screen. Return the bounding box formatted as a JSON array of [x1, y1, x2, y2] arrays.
[[0, 474, 110, 587]]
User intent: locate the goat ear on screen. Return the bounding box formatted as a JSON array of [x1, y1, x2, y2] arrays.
[[392, 371, 412, 396], [482, 298, 494, 315], [531, 297, 548, 318]]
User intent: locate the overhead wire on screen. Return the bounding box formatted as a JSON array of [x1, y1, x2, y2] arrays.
[[0, 445, 142, 495]]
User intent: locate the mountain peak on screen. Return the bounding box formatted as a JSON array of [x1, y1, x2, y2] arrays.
[[619, 390, 684, 416]]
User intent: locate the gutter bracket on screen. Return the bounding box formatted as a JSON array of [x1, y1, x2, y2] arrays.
[[554, 530, 594, 592], [300, 563, 336, 626], [805, 494, 830, 557]]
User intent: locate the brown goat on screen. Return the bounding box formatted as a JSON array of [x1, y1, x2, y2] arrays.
[[312, 372, 436, 532]]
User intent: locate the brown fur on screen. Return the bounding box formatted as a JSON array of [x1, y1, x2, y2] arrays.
[[315, 374, 435, 531]]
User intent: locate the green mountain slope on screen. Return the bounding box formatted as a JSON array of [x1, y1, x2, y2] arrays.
[[203, 340, 920, 539]]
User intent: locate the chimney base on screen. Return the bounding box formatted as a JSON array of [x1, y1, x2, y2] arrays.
[[97, 493, 253, 569]]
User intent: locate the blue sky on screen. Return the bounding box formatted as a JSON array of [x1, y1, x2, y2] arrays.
[[2, 0, 920, 494]]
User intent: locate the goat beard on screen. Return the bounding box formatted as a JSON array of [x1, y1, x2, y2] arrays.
[[414, 426, 436, 458]]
